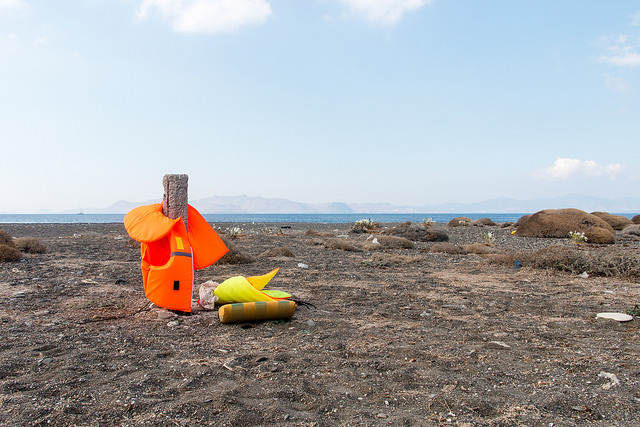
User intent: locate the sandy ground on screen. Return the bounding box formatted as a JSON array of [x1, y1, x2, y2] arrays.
[[1, 221, 639, 426]]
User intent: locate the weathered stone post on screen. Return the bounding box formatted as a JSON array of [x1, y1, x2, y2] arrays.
[[162, 174, 189, 231]]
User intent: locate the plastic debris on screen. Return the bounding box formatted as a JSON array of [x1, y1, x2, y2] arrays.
[[596, 312, 633, 322]]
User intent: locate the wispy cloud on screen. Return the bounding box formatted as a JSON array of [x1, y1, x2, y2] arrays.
[[533, 158, 624, 181], [138, 0, 272, 33], [338, 0, 433, 26], [0, 0, 29, 13], [604, 73, 632, 93]]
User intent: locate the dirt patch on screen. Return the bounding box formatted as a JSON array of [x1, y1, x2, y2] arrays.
[[1, 222, 639, 426]]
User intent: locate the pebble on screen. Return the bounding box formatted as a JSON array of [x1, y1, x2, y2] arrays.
[[14, 292, 26, 298], [297, 263, 308, 269], [306, 320, 317, 327], [157, 310, 177, 320], [167, 321, 180, 327]]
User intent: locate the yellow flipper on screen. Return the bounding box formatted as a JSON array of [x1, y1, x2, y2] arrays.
[[247, 268, 279, 290], [214, 268, 290, 304]]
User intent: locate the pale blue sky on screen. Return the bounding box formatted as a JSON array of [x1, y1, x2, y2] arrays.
[[1, 0, 639, 213]]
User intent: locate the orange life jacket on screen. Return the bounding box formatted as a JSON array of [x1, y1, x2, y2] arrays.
[[124, 203, 228, 312]]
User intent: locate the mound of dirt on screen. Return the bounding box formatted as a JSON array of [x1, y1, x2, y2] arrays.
[[591, 211, 633, 231], [447, 217, 472, 227], [515, 208, 616, 244]]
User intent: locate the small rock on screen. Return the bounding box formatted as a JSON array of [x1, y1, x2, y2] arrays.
[[487, 341, 511, 349], [297, 263, 308, 269], [306, 319, 317, 327], [598, 371, 620, 389], [14, 292, 26, 298], [579, 272, 589, 279], [376, 413, 387, 418], [420, 311, 431, 317], [33, 310, 50, 316], [157, 310, 177, 320], [167, 320, 180, 327], [262, 331, 274, 338]]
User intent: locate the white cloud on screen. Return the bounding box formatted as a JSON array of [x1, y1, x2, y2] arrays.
[[533, 158, 625, 181], [597, 31, 640, 68], [0, 0, 28, 12], [632, 10, 640, 27], [138, 0, 272, 33], [338, 0, 433, 26]]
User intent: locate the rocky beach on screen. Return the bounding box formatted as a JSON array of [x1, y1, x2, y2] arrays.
[[1, 219, 639, 426]]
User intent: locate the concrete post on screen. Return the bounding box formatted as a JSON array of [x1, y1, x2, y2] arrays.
[[162, 174, 189, 231]]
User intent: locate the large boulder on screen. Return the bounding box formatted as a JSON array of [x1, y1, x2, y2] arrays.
[[590, 211, 632, 231], [632, 214, 640, 225], [514, 208, 616, 244]]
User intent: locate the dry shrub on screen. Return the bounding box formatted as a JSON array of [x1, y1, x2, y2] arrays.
[[473, 218, 497, 226], [463, 243, 498, 255], [621, 224, 640, 239], [515, 208, 615, 244], [426, 228, 450, 242], [14, 237, 46, 254], [324, 238, 362, 252], [514, 215, 531, 227], [483, 253, 516, 266], [517, 245, 590, 274], [363, 253, 421, 268], [591, 211, 632, 231], [384, 222, 449, 242], [430, 242, 465, 254], [514, 245, 640, 278], [218, 248, 254, 264], [350, 220, 379, 234], [217, 238, 254, 264], [375, 235, 414, 249], [259, 246, 295, 258], [0, 245, 21, 262], [633, 214, 640, 224], [448, 217, 472, 227], [305, 230, 334, 238], [0, 230, 15, 248]]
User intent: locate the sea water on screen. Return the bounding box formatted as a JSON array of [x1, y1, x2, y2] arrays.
[[1, 212, 636, 224]]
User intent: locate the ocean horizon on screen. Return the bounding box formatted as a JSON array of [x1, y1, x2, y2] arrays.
[[1, 212, 638, 225]]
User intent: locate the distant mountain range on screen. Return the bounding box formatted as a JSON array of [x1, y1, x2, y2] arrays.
[[79, 194, 640, 214]]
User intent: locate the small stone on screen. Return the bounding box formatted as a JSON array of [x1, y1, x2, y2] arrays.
[[297, 263, 308, 269], [262, 331, 274, 338], [487, 341, 511, 349], [157, 310, 177, 320], [306, 319, 317, 327], [376, 413, 387, 418], [167, 320, 180, 327], [14, 292, 26, 298]]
